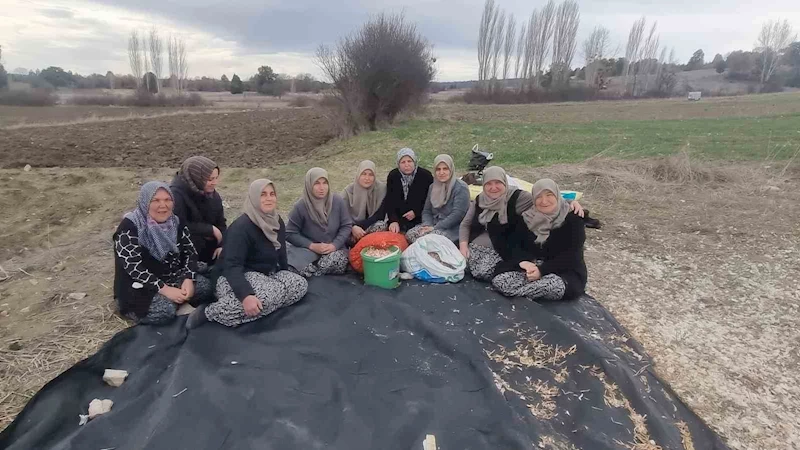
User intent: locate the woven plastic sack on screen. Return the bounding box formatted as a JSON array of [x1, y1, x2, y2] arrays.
[[400, 234, 466, 283], [349, 231, 409, 273]]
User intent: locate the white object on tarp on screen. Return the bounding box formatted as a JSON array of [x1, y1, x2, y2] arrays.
[[688, 91, 702, 101], [423, 434, 437, 450], [86, 398, 113, 421], [401, 234, 466, 284], [103, 369, 129, 387]]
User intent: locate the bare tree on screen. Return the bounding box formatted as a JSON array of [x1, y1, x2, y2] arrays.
[[550, 0, 580, 86], [530, 0, 556, 87], [757, 19, 796, 85], [128, 30, 144, 88], [639, 22, 659, 94], [168, 35, 189, 92], [502, 15, 516, 80], [148, 27, 163, 92], [490, 10, 506, 81], [514, 21, 527, 79], [477, 0, 499, 83], [623, 16, 646, 95], [582, 26, 610, 87]]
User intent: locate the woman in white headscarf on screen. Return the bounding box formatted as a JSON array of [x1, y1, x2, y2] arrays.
[[491, 179, 587, 302], [190, 179, 308, 328], [286, 168, 353, 277], [113, 181, 213, 325], [406, 154, 470, 244], [342, 160, 388, 242], [384, 148, 434, 233]]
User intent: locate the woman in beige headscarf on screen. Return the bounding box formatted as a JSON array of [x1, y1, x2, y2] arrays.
[[286, 168, 353, 277], [406, 154, 470, 244], [191, 179, 308, 328], [342, 160, 388, 242], [491, 179, 587, 302]]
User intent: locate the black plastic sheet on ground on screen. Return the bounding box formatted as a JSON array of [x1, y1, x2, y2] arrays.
[[0, 276, 728, 450]]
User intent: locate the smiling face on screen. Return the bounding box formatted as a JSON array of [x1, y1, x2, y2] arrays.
[[204, 168, 219, 193], [148, 188, 174, 223], [483, 180, 506, 200], [535, 190, 559, 214], [358, 169, 375, 189], [398, 156, 416, 175], [313, 177, 329, 199], [435, 162, 451, 183], [260, 184, 277, 213]]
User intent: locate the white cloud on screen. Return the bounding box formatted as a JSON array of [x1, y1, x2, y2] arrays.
[[1, 0, 799, 81]]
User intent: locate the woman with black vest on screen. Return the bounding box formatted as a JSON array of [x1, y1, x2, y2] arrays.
[[385, 148, 434, 234], [113, 181, 213, 324], [170, 156, 226, 270], [491, 179, 587, 302], [458, 167, 533, 281]]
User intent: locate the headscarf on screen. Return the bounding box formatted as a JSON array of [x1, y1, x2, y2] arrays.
[[124, 181, 179, 261], [303, 167, 333, 227], [343, 160, 386, 221], [178, 156, 218, 197], [477, 166, 517, 225], [396, 148, 418, 200], [430, 154, 457, 209], [243, 179, 282, 249], [522, 179, 571, 244]]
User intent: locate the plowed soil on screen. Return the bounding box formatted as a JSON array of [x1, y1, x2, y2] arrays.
[[0, 108, 335, 168]]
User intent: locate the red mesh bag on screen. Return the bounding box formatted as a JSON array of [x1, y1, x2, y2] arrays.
[[349, 231, 409, 273]]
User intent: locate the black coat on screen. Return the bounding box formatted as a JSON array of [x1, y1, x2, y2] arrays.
[[170, 175, 227, 264], [385, 168, 434, 231], [113, 218, 198, 318], [212, 214, 288, 302], [497, 212, 587, 300]]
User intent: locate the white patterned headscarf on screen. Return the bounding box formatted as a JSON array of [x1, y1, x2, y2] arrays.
[[124, 181, 179, 261], [396, 148, 418, 200]]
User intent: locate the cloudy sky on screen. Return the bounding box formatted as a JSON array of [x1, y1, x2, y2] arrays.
[[1, 0, 798, 81]]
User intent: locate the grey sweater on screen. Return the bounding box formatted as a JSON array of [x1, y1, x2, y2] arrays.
[[458, 190, 534, 247], [422, 180, 470, 241], [286, 194, 353, 250]]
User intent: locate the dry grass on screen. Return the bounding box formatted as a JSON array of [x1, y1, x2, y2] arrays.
[[425, 91, 800, 124]]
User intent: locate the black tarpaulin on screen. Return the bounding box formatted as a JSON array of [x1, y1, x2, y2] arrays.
[[0, 276, 728, 450]]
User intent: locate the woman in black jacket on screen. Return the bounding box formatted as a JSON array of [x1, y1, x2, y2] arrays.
[[113, 181, 213, 324], [385, 148, 434, 233], [195, 179, 308, 328], [170, 156, 227, 269], [491, 179, 587, 302]]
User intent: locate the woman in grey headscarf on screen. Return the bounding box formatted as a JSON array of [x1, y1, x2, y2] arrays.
[[406, 154, 470, 244], [457, 167, 533, 281], [491, 179, 587, 302], [286, 168, 353, 277], [113, 181, 213, 325], [342, 160, 388, 242], [192, 179, 308, 328], [384, 148, 434, 233]]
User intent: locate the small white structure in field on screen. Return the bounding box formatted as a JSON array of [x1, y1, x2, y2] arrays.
[[688, 91, 702, 101]]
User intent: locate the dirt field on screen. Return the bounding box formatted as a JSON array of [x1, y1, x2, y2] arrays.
[[0, 108, 335, 169], [1, 97, 799, 450]]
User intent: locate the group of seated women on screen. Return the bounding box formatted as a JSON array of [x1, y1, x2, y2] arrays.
[[113, 149, 588, 328]]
